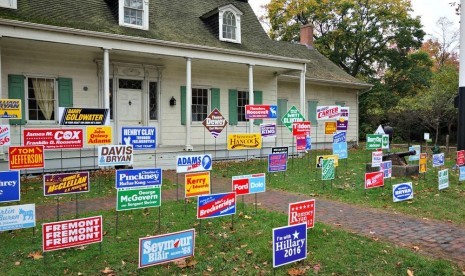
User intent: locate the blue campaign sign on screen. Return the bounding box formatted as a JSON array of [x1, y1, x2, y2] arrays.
[[380, 161, 392, 179], [268, 153, 287, 172], [197, 192, 236, 219], [432, 153, 445, 167], [176, 154, 212, 173], [122, 126, 156, 150], [460, 167, 465, 182], [139, 229, 195, 268], [392, 182, 414, 202], [273, 223, 307, 268], [0, 171, 20, 203], [116, 168, 162, 189], [333, 132, 346, 143], [249, 173, 266, 194], [305, 136, 312, 151], [0, 204, 36, 231], [332, 142, 348, 159]]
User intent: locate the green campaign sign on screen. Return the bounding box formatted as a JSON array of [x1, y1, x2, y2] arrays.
[[366, 134, 389, 150], [322, 159, 335, 180], [117, 186, 161, 211], [281, 106, 305, 132]]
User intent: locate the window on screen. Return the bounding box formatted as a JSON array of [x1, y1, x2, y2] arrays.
[[149, 82, 158, 120], [109, 79, 114, 119], [237, 90, 249, 122], [308, 100, 318, 125], [119, 0, 149, 30], [119, 79, 142, 89], [27, 77, 56, 121], [277, 99, 288, 126], [219, 5, 242, 43], [0, 0, 17, 9], [192, 88, 209, 122]]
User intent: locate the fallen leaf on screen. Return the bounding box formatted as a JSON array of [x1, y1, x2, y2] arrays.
[[77, 273, 84, 276], [187, 259, 198, 267], [174, 259, 187, 269], [101, 267, 114, 274], [240, 244, 248, 248], [407, 269, 414, 276], [27, 251, 43, 260], [412, 246, 420, 252], [246, 250, 253, 255], [372, 237, 379, 241], [313, 264, 321, 274], [121, 260, 126, 266], [244, 215, 252, 219], [14, 261, 20, 266], [287, 267, 305, 276], [75, 246, 87, 251], [206, 266, 213, 272]]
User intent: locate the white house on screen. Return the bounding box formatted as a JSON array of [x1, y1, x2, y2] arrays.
[[0, 0, 370, 170]]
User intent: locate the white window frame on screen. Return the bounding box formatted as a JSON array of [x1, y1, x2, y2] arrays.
[[119, 0, 149, 30], [191, 87, 210, 123], [237, 90, 249, 122], [0, 0, 17, 9], [218, 4, 243, 44], [25, 76, 58, 124]]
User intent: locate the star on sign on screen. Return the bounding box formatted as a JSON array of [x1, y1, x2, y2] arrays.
[[292, 230, 300, 239]]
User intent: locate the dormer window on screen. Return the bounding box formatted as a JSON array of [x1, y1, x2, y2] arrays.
[[219, 5, 242, 44], [119, 0, 149, 30]]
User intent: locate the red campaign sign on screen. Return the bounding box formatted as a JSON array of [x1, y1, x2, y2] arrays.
[[42, 216, 102, 252], [232, 178, 250, 195], [292, 121, 311, 136], [457, 150, 465, 166], [9, 145, 44, 170], [365, 171, 384, 189], [295, 135, 307, 151], [245, 105, 277, 119], [23, 129, 83, 149], [288, 199, 315, 229]]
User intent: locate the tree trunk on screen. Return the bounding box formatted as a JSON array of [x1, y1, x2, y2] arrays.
[[435, 123, 439, 145]]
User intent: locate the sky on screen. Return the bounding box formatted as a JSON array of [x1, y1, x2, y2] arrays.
[[249, 0, 460, 39]]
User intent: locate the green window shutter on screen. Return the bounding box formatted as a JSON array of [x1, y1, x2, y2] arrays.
[[210, 88, 220, 111], [308, 100, 318, 126], [8, 74, 26, 125], [180, 86, 186, 125], [277, 98, 287, 126], [228, 89, 238, 125], [335, 101, 345, 107], [58, 78, 73, 107], [253, 90, 263, 125]]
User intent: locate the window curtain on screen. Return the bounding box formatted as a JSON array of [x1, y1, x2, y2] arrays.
[[32, 78, 54, 120]]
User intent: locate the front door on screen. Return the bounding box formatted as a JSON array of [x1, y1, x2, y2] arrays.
[[117, 89, 142, 143]]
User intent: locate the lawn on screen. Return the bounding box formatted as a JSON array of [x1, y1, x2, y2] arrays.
[[0, 200, 462, 275]]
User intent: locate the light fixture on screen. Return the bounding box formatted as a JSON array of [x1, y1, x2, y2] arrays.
[[169, 96, 176, 106]]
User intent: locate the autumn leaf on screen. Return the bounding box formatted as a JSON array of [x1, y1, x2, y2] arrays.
[[240, 244, 248, 248], [412, 246, 420, 252], [246, 250, 253, 255], [407, 268, 414, 276], [27, 251, 43, 260], [244, 215, 252, 219], [174, 259, 187, 269], [14, 261, 20, 266], [121, 260, 126, 266], [313, 264, 321, 274], [75, 245, 87, 251], [187, 259, 198, 267], [287, 267, 305, 276], [101, 267, 114, 274], [206, 266, 213, 272]]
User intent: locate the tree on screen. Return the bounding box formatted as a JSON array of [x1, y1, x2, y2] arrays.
[[266, 0, 425, 78]]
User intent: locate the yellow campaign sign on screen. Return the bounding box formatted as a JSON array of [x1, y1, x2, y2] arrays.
[[316, 154, 339, 168], [0, 99, 22, 119], [86, 126, 112, 145], [185, 171, 211, 198], [227, 133, 262, 150], [419, 153, 427, 173], [325, 121, 337, 135]]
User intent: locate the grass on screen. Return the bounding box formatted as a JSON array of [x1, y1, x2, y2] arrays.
[[0, 200, 462, 275], [212, 145, 465, 225]]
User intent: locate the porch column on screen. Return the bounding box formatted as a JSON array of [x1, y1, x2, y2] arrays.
[[185, 58, 193, 151], [248, 64, 254, 132], [103, 48, 111, 109], [300, 64, 306, 116]]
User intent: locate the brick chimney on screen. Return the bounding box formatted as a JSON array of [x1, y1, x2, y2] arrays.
[[300, 23, 314, 48]]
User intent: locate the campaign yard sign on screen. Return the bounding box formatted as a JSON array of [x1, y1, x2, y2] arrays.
[[272, 147, 288, 154], [432, 153, 445, 167], [281, 106, 305, 132], [116, 168, 162, 189], [59, 107, 109, 125], [316, 105, 340, 120], [408, 145, 421, 161], [371, 151, 383, 167], [232, 173, 266, 195], [460, 167, 465, 182], [365, 171, 384, 189], [42, 216, 102, 252], [185, 171, 211, 198], [457, 150, 465, 166], [292, 121, 311, 136], [366, 134, 389, 150], [0, 99, 21, 119], [337, 107, 349, 131], [9, 145, 44, 170], [322, 159, 335, 180], [0, 124, 11, 146], [316, 155, 339, 168], [202, 108, 227, 138], [23, 129, 83, 149], [227, 133, 262, 150], [86, 126, 112, 145], [98, 145, 133, 166], [117, 186, 161, 211], [380, 161, 392, 179], [324, 122, 337, 135], [122, 127, 156, 150], [419, 153, 428, 173], [43, 172, 89, 196], [333, 132, 346, 143], [197, 192, 236, 219], [296, 135, 307, 151], [260, 123, 277, 137], [438, 169, 449, 190], [245, 105, 278, 119], [288, 199, 315, 229], [268, 153, 287, 172], [176, 154, 212, 173], [0, 204, 35, 231], [392, 182, 414, 202], [0, 171, 20, 203], [332, 142, 348, 159], [139, 229, 195, 268], [272, 223, 307, 268]]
